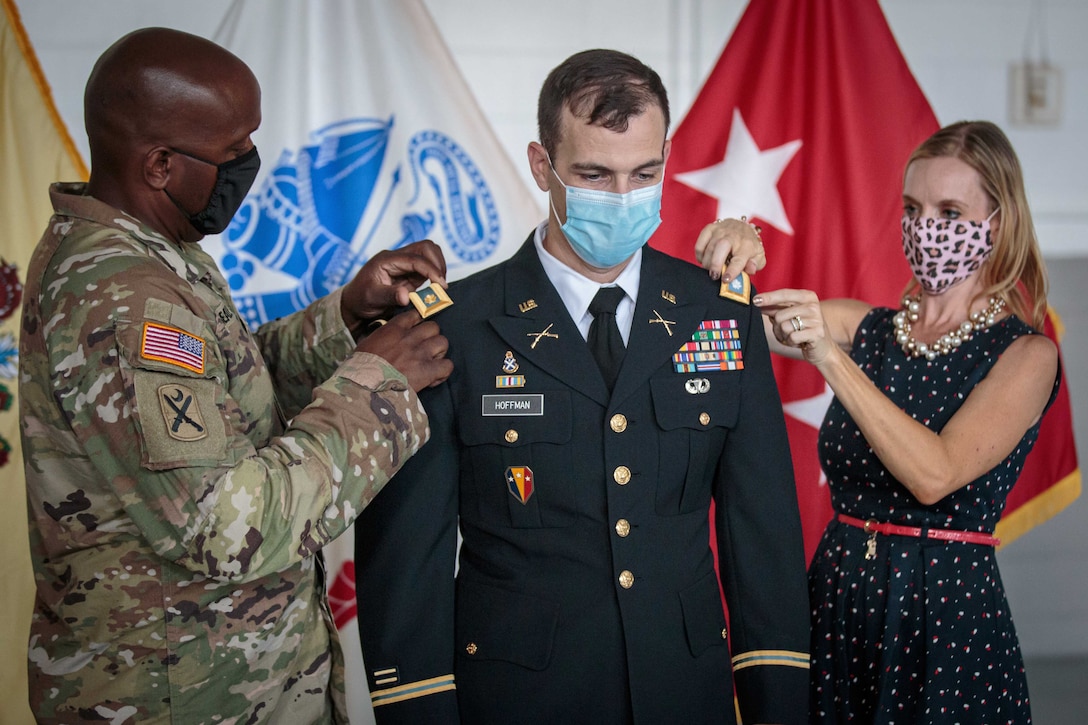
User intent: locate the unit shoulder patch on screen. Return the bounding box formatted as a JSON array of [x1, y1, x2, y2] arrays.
[[157, 383, 208, 441]]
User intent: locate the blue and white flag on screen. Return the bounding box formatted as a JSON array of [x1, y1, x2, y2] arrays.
[[212, 0, 541, 329], [212, 2, 541, 721]]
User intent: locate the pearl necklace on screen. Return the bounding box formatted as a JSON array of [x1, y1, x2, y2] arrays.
[[893, 295, 1006, 360]]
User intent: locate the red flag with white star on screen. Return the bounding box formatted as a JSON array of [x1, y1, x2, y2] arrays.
[[652, 0, 1079, 560]]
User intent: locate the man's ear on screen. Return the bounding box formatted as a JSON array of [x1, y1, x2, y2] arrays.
[[144, 147, 172, 190], [526, 141, 553, 193]]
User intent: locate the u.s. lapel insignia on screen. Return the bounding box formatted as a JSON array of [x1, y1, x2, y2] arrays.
[[409, 282, 453, 318], [673, 319, 744, 372], [519, 299, 538, 313], [496, 351, 526, 388], [505, 466, 534, 504], [527, 322, 558, 349], [158, 384, 208, 441], [661, 290, 676, 305], [719, 270, 751, 304], [649, 309, 676, 336]]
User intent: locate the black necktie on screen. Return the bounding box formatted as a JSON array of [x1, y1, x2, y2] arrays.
[[587, 286, 626, 391]]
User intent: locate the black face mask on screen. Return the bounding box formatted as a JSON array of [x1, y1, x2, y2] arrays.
[[165, 145, 261, 235]]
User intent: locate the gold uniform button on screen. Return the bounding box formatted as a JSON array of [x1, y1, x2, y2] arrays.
[[504, 429, 519, 443], [699, 412, 711, 426], [613, 466, 632, 485], [465, 642, 478, 655], [721, 628, 728, 639], [618, 570, 634, 589], [609, 414, 628, 433], [615, 519, 631, 537]]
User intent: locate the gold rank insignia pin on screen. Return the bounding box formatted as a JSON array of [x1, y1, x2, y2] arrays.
[[719, 270, 751, 304], [409, 282, 453, 318]]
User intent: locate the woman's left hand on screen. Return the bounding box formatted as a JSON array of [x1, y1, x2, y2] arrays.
[[694, 217, 766, 282]]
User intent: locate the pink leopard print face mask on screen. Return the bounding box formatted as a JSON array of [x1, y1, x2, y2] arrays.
[[900, 210, 997, 295]]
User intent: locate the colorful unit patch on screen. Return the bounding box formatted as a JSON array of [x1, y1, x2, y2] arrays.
[[141, 322, 205, 374], [505, 466, 534, 504], [673, 319, 743, 372]]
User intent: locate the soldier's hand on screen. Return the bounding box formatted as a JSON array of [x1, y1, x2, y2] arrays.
[[341, 240, 447, 336], [357, 309, 452, 391]]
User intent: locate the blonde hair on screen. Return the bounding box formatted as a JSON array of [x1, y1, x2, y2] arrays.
[[904, 121, 1048, 329]]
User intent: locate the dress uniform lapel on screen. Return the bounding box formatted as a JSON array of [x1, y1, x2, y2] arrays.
[[489, 237, 610, 407], [610, 247, 707, 405]]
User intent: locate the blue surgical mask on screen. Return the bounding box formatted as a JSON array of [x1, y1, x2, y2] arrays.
[[549, 164, 663, 269]]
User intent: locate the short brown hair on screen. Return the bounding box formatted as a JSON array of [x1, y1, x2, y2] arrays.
[[537, 49, 669, 157]]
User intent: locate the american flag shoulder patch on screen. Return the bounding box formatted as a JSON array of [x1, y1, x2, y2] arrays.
[[141, 322, 206, 374]]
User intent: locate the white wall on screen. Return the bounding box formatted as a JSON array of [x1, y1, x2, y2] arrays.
[[16, 0, 1088, 658]]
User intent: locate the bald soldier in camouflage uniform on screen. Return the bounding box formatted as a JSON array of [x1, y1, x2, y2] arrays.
[[19, 28, 451, 724]]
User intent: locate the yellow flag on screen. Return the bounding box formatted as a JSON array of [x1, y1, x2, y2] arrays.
[[0, 1, 87, 721]]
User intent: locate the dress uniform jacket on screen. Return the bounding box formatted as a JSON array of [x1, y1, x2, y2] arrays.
[[355, 234, 809, 724], [20, 184, 429, 724]]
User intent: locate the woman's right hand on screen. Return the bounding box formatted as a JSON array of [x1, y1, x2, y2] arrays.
[[753, 288, 835, 364]]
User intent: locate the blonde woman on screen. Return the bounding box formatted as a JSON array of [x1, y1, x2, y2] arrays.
[[700, 120, 1056, 723]]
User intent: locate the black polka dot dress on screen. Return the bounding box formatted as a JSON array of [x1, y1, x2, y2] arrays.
[[809, 307, 1059, 724]]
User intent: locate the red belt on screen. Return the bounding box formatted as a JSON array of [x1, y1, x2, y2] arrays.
[[837, 514, 999, 560]]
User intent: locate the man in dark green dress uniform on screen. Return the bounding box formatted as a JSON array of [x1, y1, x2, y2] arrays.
[[355, 48, 810, 725]]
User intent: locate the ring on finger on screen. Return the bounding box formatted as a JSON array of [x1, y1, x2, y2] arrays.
[[790, 316, 804, 332]]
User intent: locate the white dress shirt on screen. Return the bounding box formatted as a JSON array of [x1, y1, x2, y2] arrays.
[[532, 221, 642, 344]]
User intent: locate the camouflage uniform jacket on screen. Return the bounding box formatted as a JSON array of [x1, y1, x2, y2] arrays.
[[19, 183, 429, 724]]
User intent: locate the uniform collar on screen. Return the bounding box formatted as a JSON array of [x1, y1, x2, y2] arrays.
[[532, 221, 642, 342]]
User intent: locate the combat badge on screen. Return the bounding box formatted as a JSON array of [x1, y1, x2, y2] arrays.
[[505, 466, 534, 504], [684, 378, 711, 394], [158, 384, 208, 441], [409, 282, 453, 318], [719, 270, 751, 304]]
